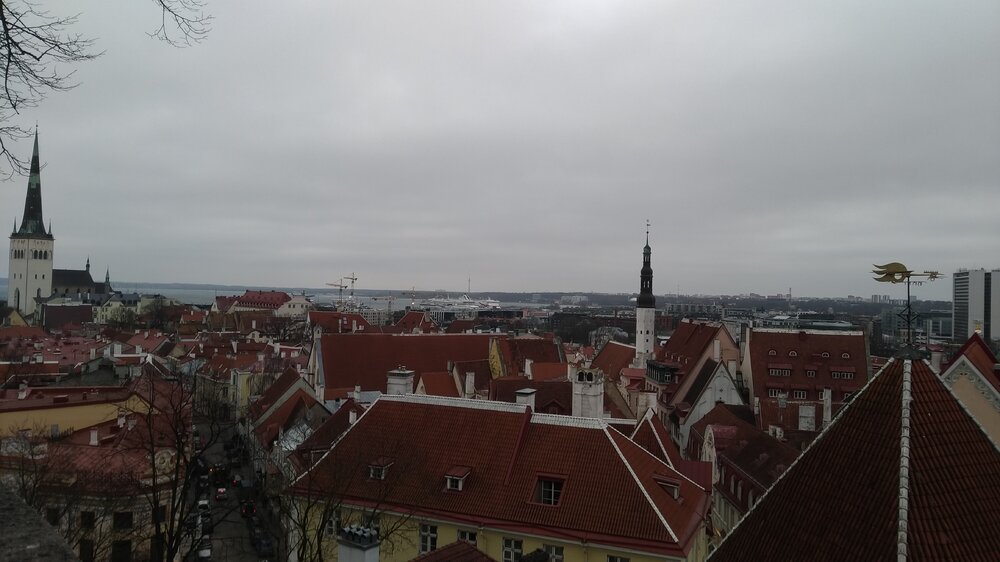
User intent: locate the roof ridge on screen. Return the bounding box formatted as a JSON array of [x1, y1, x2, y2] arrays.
[[602, 425, 679, 543], [897, 360, 913, 561], [378, 393, 528, 413]]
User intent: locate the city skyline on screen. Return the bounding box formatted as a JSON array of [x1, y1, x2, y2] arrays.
[[0, 1, 996, 300]]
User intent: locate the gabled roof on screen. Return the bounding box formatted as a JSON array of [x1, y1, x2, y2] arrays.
[[290, 395, 710, 557], [656, 321, 721, 375], [946, 332, 1000, 393], [254, 387, 322, 450], [709, 357, 1000, 561], [410, 540, 496, 561], [631, 409, 712, 490], [316, 333, 497, 393], [529, 362, 569, 381], [451, 359, 492, 394], [51, 268, 95, 288], [591, 341, 636, 382], [418, 371, 460, 398], [235, 290, 291, 310], [248, 367, 303, 421], [393, 311, 439, 333], [309, 311, 373, 333]]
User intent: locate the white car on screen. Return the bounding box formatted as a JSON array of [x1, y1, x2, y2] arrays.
[[197, 498, 210, 512]]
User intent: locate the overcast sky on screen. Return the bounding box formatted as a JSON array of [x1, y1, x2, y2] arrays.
[[2, 0, 997, 299]]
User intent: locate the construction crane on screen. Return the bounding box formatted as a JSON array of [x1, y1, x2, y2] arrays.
[[370, 295, 396, 324], [325, 279, 347, 309], [344, 273, 359, 305]]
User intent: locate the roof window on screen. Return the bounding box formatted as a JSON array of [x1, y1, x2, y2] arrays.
[[841, 352, 850, 359], [368, 457, 393, 481], [535, 476, 565, 506], [655, 477, 681, 499], [768, 349, 776, 356], [445, 466, 471, 492], [821, 352, 830, 358], [788, 351, 797, 357]]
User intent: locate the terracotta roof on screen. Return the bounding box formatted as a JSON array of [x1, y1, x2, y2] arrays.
[[591, 341, 636, 382], [316, 333, 498, 393], [214, 295, 238, 313], [529, 362, 569, 381], [445, 319, 478, 334], [451, 359, 492, 393], [0, 326, 47, 341], [254, 388, 321, 450], [309, 311, 373, 334], [656, 322, 721, 376], [948, 332, 1000, 392], [631, 409, 712, 490], [491, 377, 571, 415], [710, 357, 1000, 561], [418, 371, 460, 398], [394, 311, 439, 333], [410, 540, 496, 561], [290, 395, 710, 557], [235, 290, 292, 310], [248, 367, 302, 421], [686, 404, 756, 459]]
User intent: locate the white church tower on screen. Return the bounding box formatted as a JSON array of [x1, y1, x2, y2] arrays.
[[634, 225, 655, 367], [8, 130, 54, 317]]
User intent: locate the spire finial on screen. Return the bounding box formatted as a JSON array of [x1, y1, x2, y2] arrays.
[[646, 219, 650, 245]]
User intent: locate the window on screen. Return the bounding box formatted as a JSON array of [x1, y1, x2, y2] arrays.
[[80, 539, 95, 562], [369, 465, 387, 480], [458, 529, 477, 545], [831, 371, 854, 380], [819, 389, 830, 400], [46, 507, 60, 525], [788, 350, 797, 357], [502, 538, 523, 562], [806, 370, 816, 378], [419, 524, 437, 553], [111, 540, 131, 562], [113, 511, 133, 530], [842, 353, 850, 359], [608, 557, 631, 562], [323, 508, 340, 538], [821, 352, 830, 358], [768, 349, 776, 356], [81, 511, 95, 529], [446, 476, 465, 491], [544, 545, 565, 562], [792, 390, 807, 400], [154, 504, 167, 525], [536, 477, 564, 505], [768, 388, 782, 398]]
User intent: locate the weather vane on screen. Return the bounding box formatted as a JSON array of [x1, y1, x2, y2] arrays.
[[872, 262, 943, 348]]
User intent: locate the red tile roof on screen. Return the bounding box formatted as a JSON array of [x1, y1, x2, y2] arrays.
[[451, 359, 493, 394], [235, 290, 292, 310], [528, 362, 568, 381], [316, 334, 498, 393], [630, 410, 712, 491], [248, 367, 303, 421], [393, 311, 439, 333], [948, 332, 1000, 392], [309, 311, 374, 334], [254, 387, 321, 450], [591, 341, 636, 382], [418, 371, 460, 398], [410, 540, 495, 561], [710, 357, 1000, 561], [655, 321, 721, 377], [289, 395, 709, 557], [445, 319, 478, 334]]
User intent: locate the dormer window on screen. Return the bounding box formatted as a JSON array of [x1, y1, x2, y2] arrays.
[[788, 351, 797, 357], [655, 477, 681, 499], [841, 352, 850, 359], [368, 457, 393, 481], [445, 466, 471, 492], [821, 352, 830, 358], [768, 349, 776, 356], [536, 476, 565, 506]]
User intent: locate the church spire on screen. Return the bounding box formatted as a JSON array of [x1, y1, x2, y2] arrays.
[[16, 128, 50, 238], [637, 221, 655, 309]]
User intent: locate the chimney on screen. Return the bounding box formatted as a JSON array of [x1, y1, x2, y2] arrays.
[[713, 338, 721, 362], [572, 368, 605, 418], [464, 372, 476, 399], [144, 331, 149, 338], [117, 412, 126, 427], [89, 347, 96, 361], [515, 387, 537, 411], [386, 367, 415, 395], [17, 382, 28, 400], [127, 418, 136, 431], [89, 428, 99, 446], [338, 525, 380, 562], [353, 384, 362, 402], [930, 350, 943, 373], [822, 388, 832, 428], [524, 358, 534, 379], [348, 408, 358, 425], [33, 353, 43, 363]]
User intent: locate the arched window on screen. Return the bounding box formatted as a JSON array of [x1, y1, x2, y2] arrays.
[[842, 352, 850, 359], [768, 349, 776, 356], [789, 350, 798, 357], [821, 352, 830, 358]]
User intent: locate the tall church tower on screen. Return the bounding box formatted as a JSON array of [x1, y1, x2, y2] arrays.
[[634, 226, 656, 366], [8, 130, 54, 316]]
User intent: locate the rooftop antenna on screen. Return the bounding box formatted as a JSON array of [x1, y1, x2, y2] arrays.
[[872, 262, 943, 349]]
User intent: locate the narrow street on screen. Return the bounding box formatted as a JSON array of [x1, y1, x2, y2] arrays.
[[188, 420, 276, 562]]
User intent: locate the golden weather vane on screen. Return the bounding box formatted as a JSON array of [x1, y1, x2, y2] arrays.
[[872, 262, 944, 348]]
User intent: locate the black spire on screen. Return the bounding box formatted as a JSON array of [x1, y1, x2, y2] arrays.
[[637, 222, 655, 309], [15, 129, 51, 238]]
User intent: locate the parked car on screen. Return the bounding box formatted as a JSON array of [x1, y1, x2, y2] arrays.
[[215, 487, 228, 501], [240, 500, 256, 518], [197, 498, 210, 513]]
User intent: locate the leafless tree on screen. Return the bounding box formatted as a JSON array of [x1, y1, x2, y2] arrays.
[[0, 0, 210, 177]]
